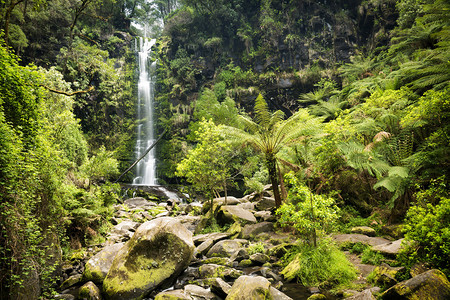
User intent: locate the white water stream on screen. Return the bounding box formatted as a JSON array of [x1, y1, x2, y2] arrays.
[[133, 37, 158, 185]]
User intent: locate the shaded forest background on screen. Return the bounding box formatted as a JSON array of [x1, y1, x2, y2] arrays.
[[0, 0, 448, 298]]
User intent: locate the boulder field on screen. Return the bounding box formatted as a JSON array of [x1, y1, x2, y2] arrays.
[[55, 187, 450, 300]]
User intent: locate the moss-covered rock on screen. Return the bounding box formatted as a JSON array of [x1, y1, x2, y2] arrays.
[[225, 275, 272, 300], [198, 264, 242, 280], [103, 217, 195, 300], [206, 239, 246, 258], [217, 206, 257, 225], [154, 289, 191, 300], [351, 226, 376, 237], [78, 281, 102, 300], [83, 243, 123, 284], [381, 269, 450, 300], [60, 274, 82, 290]]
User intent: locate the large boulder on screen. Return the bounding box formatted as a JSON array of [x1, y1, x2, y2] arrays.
[[207, 239, 247, 258], [381, 269, 450, 300], [83, 243, 124, 284], [103, 217, 195, 300], [372, 239, 406, 257], [240, 222, 274, 239], [217, 206, 257, 225], [225, 275, 292, 300]]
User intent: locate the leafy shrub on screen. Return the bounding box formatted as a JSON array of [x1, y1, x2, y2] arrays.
[[399, 177, 450, 276], [277, 172, 340, 244], [281, 239, 357, 287]]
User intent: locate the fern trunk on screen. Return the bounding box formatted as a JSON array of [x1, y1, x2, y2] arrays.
[[266, 153, 282, 208]]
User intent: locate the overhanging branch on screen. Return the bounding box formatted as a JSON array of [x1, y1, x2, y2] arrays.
[[41, 85, 94, 96]]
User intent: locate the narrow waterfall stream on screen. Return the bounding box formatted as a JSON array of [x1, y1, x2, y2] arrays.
[[133, 36, 157, 186]]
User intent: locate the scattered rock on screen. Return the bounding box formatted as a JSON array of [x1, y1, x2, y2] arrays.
[[255, 197, 276, 211], [307, 294, 326, 300], [214, 196, 240, 206], [83, 243, 123, 284], [196, 240, 215, 257], [193, 232, 231, 245], [254, 211, 275, 222], [60, 274, 82, 290], [240, 222, 274, 239], [226, 275, 285, 300], [249, 253, 270, 265], [218, 206, 257, 225], [410, 262, 431, 277], [351, 226, 376, 237], [78, 281, 102, 300], [54, 294, 76, 300], [103, 217, 195, 300], [124, 197, 156, 209], [206, 240, 246, 258], [381, 269, 450, 300], [270, 287, 293, 300], [154, 289, 192, 300], [211, 277, 232, 298], [332, 234, 391, 246], [184, 284, 218, 299], [372, 239, 405, 257]]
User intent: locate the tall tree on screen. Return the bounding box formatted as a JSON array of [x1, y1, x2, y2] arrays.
[[224, 94, 322, 208]]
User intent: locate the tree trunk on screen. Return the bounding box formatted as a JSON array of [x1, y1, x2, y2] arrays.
[[266, 154, 282, 208]]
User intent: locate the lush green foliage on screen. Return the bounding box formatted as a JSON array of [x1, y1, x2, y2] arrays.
[[399, 177, 450, 276], [176, 118, 232, 200], [277, 172, 340, 245], [281, 239, 357, 287]]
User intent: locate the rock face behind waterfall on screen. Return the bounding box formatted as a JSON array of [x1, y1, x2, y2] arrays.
[[103, 217, 195, 299]]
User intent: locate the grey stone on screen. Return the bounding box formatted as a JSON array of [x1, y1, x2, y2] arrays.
[[240, 222, 274, 239], [332, 234, 391, 246], [372, 239, 405, 256], [207, 240, 246, 258], [256, 197, 276, 211], [381, 269, 450, 300], [351, 226, 376, 237], [196, 240, 214, 257], [154, 289, 192, 300], [193, 232, 232, 245], [218, 206, 257, 224], [211, 277, 232, 298], [103, 217, 195, 300], [83, 243, 124, 284], [78, 281, 102, 300], [184, 284, 218, 299], [249, 253, 270, 265], [270, 287, 293, 300], [345, 289, 376, 300]]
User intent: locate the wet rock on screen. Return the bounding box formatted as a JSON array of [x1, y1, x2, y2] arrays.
[[249, 253, 270, 265], [214, 196, 240, 206], [83, 243, 123, 284], [124, 197, 156, 209], [184, 284, 218, 299], [345, 289, 376, 300], [206, 239, 246, 258], [78, 281, 102, 300], [240, 222, 274, 239], [154, 289, 192, 300], [103, 217, 195, 300], [196, 240, 215, 257], [218, 206, 257, 225], [372, 239, 406, 257], [211, 277, 232, 298], [255, 197, 276, 211], [270, 286, 292, 299], [60, 274, 82, 290], [351, 226, 376, 237], [193, 232, 231, 246], [381, 269, 450, 300], [332, 234, 391, 246], [226, 275, 285, 300], [254, 211, 275, 222], [199, 264, 242, 280], [229, 248, 249, 262]]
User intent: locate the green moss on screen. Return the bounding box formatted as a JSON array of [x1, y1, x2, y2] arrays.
[[202, 257, 231, 266], [238, 259, 253, 267]]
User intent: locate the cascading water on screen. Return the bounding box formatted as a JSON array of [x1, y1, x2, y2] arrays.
[[133, 37, 158, 185]]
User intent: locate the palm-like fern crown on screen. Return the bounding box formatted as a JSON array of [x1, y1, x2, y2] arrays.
[[225, 94, 321, 158]]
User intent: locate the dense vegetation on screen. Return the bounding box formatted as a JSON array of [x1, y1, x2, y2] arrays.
[[1, 0, 449, 298]]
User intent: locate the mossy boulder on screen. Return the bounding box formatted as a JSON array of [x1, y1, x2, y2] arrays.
[[381, 269, 450, 300], [217, 205, 256, 225], [103, 217, 195, 300], [240, 222, 274, 239], [206, 239, 246, 258], [198, 264, 242, 280], [83, 243, 124, 284], [351, 226, 376, 237], [225, 275, 288, 300], [78, 281, 102, 300]]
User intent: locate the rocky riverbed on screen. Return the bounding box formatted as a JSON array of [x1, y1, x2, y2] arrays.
[[55, 187, 450, 300]]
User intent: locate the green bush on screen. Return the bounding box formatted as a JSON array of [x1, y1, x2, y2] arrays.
[[399, 177, 450, 276], [361, 248, 386, 265], [277, 172, 340, 244], [281, 239, 357, 287]]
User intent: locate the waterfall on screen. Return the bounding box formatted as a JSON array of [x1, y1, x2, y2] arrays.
[[133, 37, 158, 185]]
